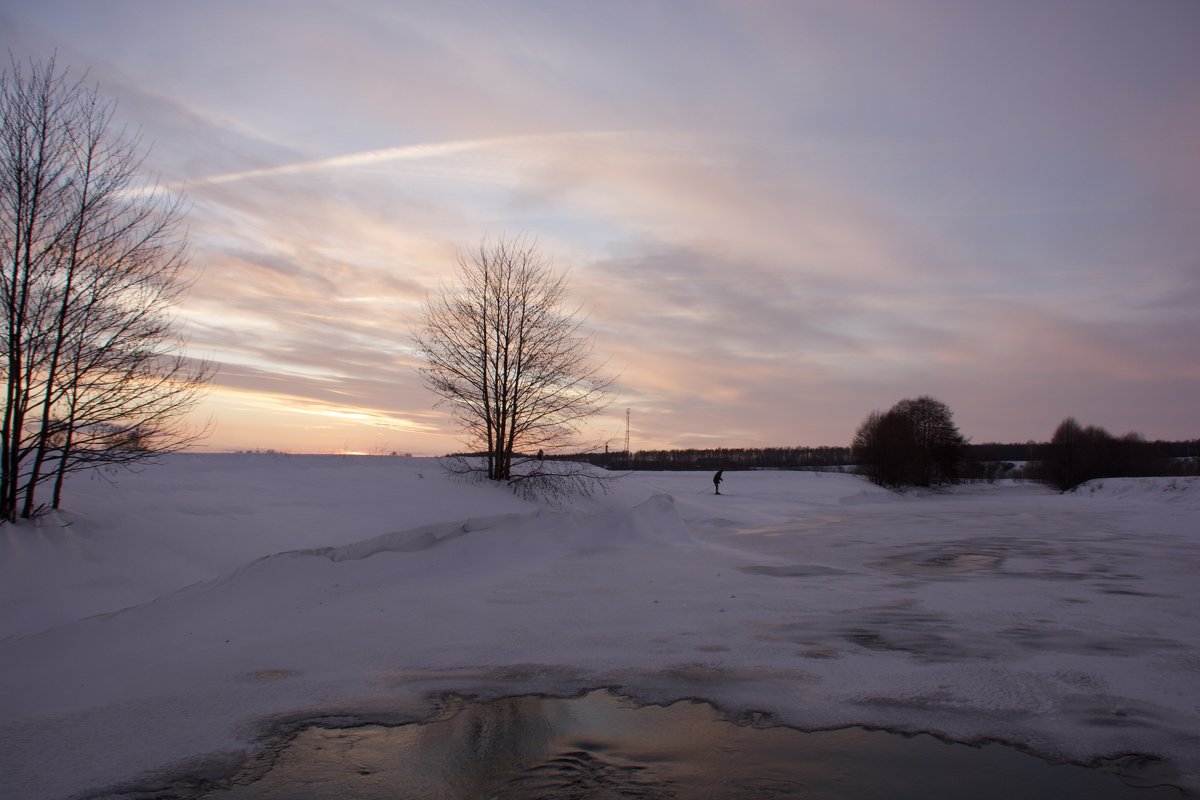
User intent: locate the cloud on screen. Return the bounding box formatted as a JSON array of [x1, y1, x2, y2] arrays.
[[173, 131, 639, 189], [7, 0, 1197, 449]]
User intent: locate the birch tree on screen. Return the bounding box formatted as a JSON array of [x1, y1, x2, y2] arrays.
[[1, 56, 210, 521], [414, 235, 612, 496]]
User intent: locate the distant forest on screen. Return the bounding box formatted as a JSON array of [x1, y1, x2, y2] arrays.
[[561, 440, 1200, 473]]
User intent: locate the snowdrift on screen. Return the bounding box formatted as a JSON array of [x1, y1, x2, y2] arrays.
[[1070, 475, 1200, 506]]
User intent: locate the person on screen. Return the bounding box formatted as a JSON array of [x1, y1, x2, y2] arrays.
[[536, 449, 544, 461], [713, 470, 723, 495]]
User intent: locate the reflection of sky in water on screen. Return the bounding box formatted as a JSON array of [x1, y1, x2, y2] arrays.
[[203, 691, 1177, 799]]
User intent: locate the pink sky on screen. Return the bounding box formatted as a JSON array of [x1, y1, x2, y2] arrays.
[[3, 1, 1197, 453]]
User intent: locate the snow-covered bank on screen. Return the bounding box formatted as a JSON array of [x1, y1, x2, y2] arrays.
[[1, 456, 1198, 798]]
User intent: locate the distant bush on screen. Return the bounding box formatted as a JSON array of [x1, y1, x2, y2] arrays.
[[851, 396, 968, 489], [1033, 418, 1171, 491]]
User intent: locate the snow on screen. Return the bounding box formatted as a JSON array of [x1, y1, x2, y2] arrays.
[[1, 455, 1198, 798]]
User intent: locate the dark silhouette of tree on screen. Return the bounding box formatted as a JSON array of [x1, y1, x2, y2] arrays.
[[414, 235, 612, 497], [1040, 417, 1095, 491], [1, 56, 210, 521], [852, 396, 967, 488], [852, 408, 913, 487], [1036, 418, 1169, 491]]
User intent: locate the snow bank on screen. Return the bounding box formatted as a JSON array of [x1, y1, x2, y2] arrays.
[[1070, 475, 1200, 506], [0, 454, 537, 639]]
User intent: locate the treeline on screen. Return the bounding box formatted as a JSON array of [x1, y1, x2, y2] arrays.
[[567, 446, 854, 471], [1030, 418, 1196, 491], [562, 440, 1199, 474], [847, 397, 1200, 491], [545, 393, 1200, 494], [561, 439, 1198, 477]]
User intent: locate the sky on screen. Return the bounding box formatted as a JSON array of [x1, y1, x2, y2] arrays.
[[2, 0, 1198, 454]]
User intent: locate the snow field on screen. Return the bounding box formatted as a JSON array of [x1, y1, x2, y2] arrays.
[[1, 455, 1197, 798]]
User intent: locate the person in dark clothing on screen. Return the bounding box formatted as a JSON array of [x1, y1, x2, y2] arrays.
[[713, 470, 723, 495]]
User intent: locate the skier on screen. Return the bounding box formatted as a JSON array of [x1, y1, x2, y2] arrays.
[[713, 470, 724, 495]]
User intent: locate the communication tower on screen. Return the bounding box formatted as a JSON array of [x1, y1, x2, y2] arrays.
[[624, 408, 631, 458]]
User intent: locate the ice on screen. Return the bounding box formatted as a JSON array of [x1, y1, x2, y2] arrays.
[[0, 456, 1197, 798]]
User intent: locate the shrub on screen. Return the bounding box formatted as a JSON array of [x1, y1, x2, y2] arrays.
[[1035, 418, 1169, 491], [852, 396, 967, 488]]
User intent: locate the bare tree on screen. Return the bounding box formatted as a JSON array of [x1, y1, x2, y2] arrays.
[[1, 56, 210, 522], [852, 396, 966, 488], [414, 235, 613, 496], [1034, 417, 1169, 491]]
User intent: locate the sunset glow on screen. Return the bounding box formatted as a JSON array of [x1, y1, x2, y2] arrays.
[[5, 1, 1196, 453]]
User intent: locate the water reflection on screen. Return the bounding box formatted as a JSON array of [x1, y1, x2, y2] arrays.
[[205, 690, 1179, 799]]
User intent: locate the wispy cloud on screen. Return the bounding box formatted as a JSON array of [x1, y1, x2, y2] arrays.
[[6, 0, 1197, 450], [175, 131, 644, 189]]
